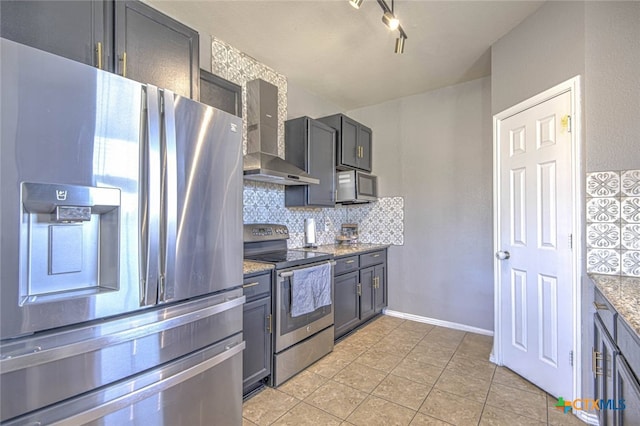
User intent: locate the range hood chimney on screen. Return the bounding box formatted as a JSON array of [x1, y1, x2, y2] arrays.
[[243, 79, 319, 185]]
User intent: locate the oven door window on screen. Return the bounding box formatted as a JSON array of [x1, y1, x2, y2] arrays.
[[280, 276, 332, 334]]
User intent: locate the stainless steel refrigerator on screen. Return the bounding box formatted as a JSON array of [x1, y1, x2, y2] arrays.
[[0, 38, 245, 425]]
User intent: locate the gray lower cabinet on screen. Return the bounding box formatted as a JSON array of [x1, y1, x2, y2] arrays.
[[334, 249, 388, 340], [593, 286, 640, 425], [242, 271, 272, 395], [334, 271, 360, 338], [115, 1, 199, 99], [616, 355, 640, 425], [1, 0, 110, 69], [594, 314, 618, 426], [285, 117, 336, 207]]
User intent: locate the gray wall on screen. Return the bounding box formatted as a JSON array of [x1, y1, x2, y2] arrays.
[[585, 1, 640, 172], [287, 80, 344, 120], [490, 0, 640, 402], [349, 77, 494, 331]]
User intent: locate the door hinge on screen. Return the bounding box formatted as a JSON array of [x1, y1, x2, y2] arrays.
[[569, 234, 573, 250], [570, 350, 574, 366], [160, 95, 165, 113]]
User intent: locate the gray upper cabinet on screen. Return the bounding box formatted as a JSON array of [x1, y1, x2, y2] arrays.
[[1, 0, 199, 99], [285, 117, 336, 207], [0, 0, 110, 69], [318, 113, 372, 172], [199, 70, 242, 117], [115, 1, 199, 99]]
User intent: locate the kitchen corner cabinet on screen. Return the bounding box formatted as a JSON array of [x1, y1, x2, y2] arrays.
[[334, 249, 387, 340], [242, 271, 272, 395], [1, 0, 111, 69], [285, 117, 336, 207], [199, 69, 242, 117], [592, 285, 640, 425], [1, 0, 199, 99], [318, 114, 372, 172]]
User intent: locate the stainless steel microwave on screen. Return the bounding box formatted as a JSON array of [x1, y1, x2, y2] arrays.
[[336, 170, 377, 203]]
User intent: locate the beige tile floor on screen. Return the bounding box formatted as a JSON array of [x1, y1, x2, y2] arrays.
[[243, 315, 586, 426]]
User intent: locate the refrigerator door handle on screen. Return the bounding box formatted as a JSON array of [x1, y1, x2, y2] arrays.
[[159, 89, 178, 303], [140, 85, 162, 306]]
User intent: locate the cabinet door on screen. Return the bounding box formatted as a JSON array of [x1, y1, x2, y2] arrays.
[[334, 271, 360, 339], [242, 297, 271, 393], [199, 69, 241, 117], [307, 120, 336, 206], [373, 264, 387, 313], [595, 314, 617, 426], [357, 125, 372, 172], [340, 116, 359, 169], [0, 0, 109, 69], [359, 266, 375, 321], [115, 1, 199, 99], [617, 355, 640, 425]]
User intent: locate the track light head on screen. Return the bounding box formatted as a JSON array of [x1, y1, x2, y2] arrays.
[[394, 36, 405, 54], [382, 11, 399, 31], [349, 0, 364, 9]]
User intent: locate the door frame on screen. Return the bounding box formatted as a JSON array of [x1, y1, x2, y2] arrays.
[[492, 76, 583, 402]]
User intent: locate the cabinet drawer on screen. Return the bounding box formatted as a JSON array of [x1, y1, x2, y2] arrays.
[[594, 287, 617, 340], [360, 250, 386, 268], [334, 256, 359, 275], [243, 272, 271, 302], [617, 317, 640, 379]]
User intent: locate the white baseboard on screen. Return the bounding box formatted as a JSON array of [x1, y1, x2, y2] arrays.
[[383, 309, 494, 336], [576, 411, 599, 425]]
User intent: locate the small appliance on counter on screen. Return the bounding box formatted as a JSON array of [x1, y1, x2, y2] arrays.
[[336, 223, 359, 245], [304, 218, 317, 248]]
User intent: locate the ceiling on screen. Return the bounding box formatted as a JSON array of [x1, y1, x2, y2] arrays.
[[148, 0, 544, 110]]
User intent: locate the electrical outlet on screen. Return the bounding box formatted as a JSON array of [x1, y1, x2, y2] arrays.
[[324, 217, 331, 232]]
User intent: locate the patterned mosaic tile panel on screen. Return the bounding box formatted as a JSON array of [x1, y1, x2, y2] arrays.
[[587, 170, 640, 276], [243, 182, 404, 247], [210, 36, 287, 158]]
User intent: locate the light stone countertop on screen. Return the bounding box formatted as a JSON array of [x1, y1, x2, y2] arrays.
[[300, 243, 390, 257], [243, 260, 274, 276], [590, 274, 640, 338]]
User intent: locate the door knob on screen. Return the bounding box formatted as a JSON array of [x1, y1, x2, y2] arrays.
[[496, 251, 511, 260]]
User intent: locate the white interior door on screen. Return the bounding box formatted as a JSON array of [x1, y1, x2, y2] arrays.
[[496, 90, 574, 398]]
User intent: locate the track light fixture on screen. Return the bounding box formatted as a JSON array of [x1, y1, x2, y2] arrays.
[[347, 0, 408, 53], [395, 36, 405, 54], [382, 11, 399, 30]]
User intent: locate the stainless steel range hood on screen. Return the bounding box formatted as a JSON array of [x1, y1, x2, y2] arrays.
[[243, 79, 319, 186]]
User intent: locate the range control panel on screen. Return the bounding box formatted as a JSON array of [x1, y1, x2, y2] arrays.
[[243, 223, 289, 242]]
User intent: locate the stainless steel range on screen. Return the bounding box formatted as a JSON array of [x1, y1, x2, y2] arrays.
[[244, 224, 335, 386]]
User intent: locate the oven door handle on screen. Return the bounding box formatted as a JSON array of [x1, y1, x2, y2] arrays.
[[278, 260, 335, 278]]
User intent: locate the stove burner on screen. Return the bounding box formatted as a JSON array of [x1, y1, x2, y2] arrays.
[[245, 249, 332, 269]]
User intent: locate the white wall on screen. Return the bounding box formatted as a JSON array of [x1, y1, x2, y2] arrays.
[[287, 80, 343, 120], [348, 77, 494, 332]]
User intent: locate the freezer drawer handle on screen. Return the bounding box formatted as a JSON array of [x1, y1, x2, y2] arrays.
[[53, 341, 246, 426], [0, 296, 245, 374]]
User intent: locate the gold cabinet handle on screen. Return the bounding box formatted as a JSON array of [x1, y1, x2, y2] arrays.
[[357, 283, 362, 296], [345, 260, 355, 264], [96, 42, 103, 70], [593, 301, 608, 310], [266, 314, 272, 333], [243, 282, 259, 288], [592, 349, 604, 376], [119, 52, 127, 77]]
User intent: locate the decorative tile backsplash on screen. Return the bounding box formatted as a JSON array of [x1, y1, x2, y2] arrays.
[[587, 170, 640, 276], [210, 36, 287, 157], [210, 37, 404, 247], [243, 181, 404, 247]]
